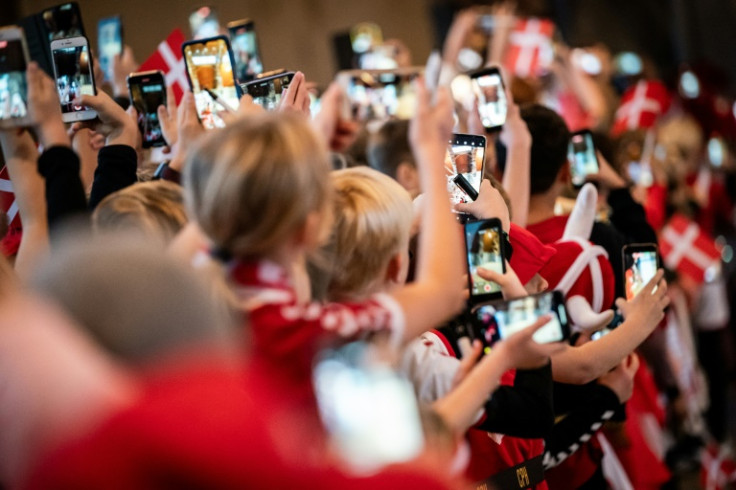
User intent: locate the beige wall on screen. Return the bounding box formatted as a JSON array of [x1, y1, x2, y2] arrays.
[[20, 0, 436, 86]]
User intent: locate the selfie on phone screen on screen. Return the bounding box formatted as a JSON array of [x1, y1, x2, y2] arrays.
[[569, 131, 599, 186], [52, 44, 94, 114], [466, 221, 504, 298], [183, 38, 240, 129], [471, 69, 507, 129], [624, 248, 658, 300], [0, 38, 29, 123], [446, 134, 485, 205]]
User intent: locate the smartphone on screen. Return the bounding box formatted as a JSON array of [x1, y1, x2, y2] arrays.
[[337, 68, 422, 122], [182, 36, 241, 129], [227, 19, 263, 82], [241, 71, 294, 111], [472, 290, 570, 352], [42, 2, 85, 42], [127, 70, 166, 148], [50, 36, 96, 123], [465, 218, 505, 303], [470, 67, 507, 131], [622, 243, 660, 301], [313, 342, 424, 473], [189, 6, 221, 40], [707, 136, 727, 168], [569, 129, 599, 187], [97, 16, 122, 82], [0, 27, 32, 128], [446, 133, 485, 205]]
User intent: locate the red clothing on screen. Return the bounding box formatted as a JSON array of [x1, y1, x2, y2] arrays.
[[545, 440, 603, 490], [465, 431, 547, 490], [526, 216, 569, 245]]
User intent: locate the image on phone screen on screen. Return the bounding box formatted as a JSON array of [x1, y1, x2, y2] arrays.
[[229, 23, 262, 82], [52, 44, 94, 114], [129, 76, 165, 148], [98, 16, 122, 81], [189, 6, 220, 40], [446, 134, 485, 205], [471, 70, 507, 130], [569, 130, 599, 187], [0, 38, 29, 123], [465, 220, 504, 299], [43, 3, 85, 42], [341, 69, 420, 121], [244, 73, 293, 111], [183, 38, 240, 129], [624, 247, 658, 300]]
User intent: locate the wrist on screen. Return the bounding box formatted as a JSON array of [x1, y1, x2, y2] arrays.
[[107, 122, 138, 148], [38, 120, 70, 148]]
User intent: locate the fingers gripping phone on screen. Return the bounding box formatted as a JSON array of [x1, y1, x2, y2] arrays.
[[622, 243, 660, 301], [469, 67, 507, 131], [465, 218, 505, 304], [127, 70, 166, 148], [0, 26, 32, 128], [241, 71, 294, 111], [50, 36, 97, 123], [569, 129, 599, 187], [227, 19, 263, 82], [446, 133, 485, 205]]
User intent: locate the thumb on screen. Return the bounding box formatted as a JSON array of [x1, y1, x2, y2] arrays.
[[614, 298, 627, 310], [454, 201, 474, 214], [476, 266, 505, 284], [157, 104, 168, 122]]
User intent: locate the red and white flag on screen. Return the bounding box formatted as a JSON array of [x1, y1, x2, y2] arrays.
[[612, 80, 671, 135], [138, 29, 188, 104], [0, 166, 19, 229], [503, 18, 555, 78], [660, 214, 721, 284], [701, 444, 736, 490]]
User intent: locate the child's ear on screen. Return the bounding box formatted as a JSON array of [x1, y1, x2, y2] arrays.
[[395, 162, 420, 196], [294, 211, 327, 250], [385, 252, 405, 286], [558, 159, 572, 184]]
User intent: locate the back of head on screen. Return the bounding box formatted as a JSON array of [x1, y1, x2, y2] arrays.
[[366, 119, 414, 180], [30, 233, 236, 364], [92, 181, 187, 245], [521, 104, 571, 195], [184, 113, 332, 260], [326, 167, 413, 300]]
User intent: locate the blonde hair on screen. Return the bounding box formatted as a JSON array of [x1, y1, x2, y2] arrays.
[[92, 180, 188, 244], [326, 166, 413, 300], [184, 113, 333, 260]]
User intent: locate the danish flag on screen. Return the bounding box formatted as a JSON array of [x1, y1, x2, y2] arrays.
[[503, 18, 555, 78], [612, 80, 671, 135], [0, 166, 19, 229], [138, 29, 188, 104], [660, 214, 721, 284], [701, 444, 736, 490]]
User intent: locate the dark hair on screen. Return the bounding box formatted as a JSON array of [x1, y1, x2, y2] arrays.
[[366, 119, 415, 179], [520, 104, 571, 195]]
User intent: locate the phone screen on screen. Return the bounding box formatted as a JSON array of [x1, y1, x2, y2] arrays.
[[97, 16, 122, 81], [446, 134, 485, 205], [471, 69, 507, 130], [189, 6, 220, 39], [43, 3, 85, 42], [0, 39, 29, 123], [465, 219, 504, 299], [183, 38, 240, 129], [52, 44, 94, 114], [243, 72, 293, 111], [569, 130, 599, 186], [624, 247, 658, 300], [342, 70, 420, 121], [129, 74, 165, 148], [475, 291, 567, 348], [229, 22, 262, 82]]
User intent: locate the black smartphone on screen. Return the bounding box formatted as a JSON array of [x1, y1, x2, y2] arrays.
[[470, 67, 507, 131], [0, 26, 32, 129], [465, 218, 505, 303], [97, 16, 122, 82], [42, 2, 85, 42], [127, 70, 166, 148], [622, 243, 660, 301], [242, 71, 294, 111], [337, 68, 423, 122], [227, 19, 263, 82], [446, 133, 485, 205], [472, 290, 570, 352], [50, 36, 97, 123], [569, 129, 599, 187], [182, 35, 241, 129]]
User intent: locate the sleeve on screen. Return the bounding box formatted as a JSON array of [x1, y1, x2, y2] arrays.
[[607, 187, 658, 245], [88, 145, 138, 210], [400, 333, 462, 405], [643, 183, 668, 231], [542, 384, 621, 469], [37, 146, 88, 229], [590, 223, 628, 300], [474, 362, 555, 438]]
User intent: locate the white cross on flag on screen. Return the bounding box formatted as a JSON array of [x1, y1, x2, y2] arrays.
[[660, 214, 721, 284], [612, 80, 671, 135], [0, 166, 19, 229], [138, 29, 188, 104], [503, 18, 555, 78]]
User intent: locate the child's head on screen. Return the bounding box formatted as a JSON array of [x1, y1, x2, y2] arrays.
[[184, 113, 333, 261], [366, 120, 421, 198], [325, 167, 413, 300], [521, 104, 571, 197], [92, 181, 187, 245]]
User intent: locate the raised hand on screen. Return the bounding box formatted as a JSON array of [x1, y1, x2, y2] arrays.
[[157, 84, 178, 150], [454, 179, 510, 231], [312, 82, 360, 152], [279, 72, 311, 116], [73, 91, 138, 148], [614, 269, 669, 330], [26, 62, 68, 149], [598, 353, 639, 403], [496, 314, 567, 370]]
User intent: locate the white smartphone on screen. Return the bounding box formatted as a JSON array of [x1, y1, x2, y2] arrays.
[[50, 36, 97, 123], [0, 26, 32, 128]]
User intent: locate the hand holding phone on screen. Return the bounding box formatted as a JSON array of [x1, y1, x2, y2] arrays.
[[242, 71, 294, 111], [494, 313, 568, 369], [469, 67, 507, 131], [127, 70, 166, 148], [0, 26, 32, 128], [622, 243, 660, 301], [465, 218, 505, 303], [445, 133, 485, 205], [337, 68, 423, 122], [50, 36, 97, 123], [569, 129, 599, 187], [72, 90, 138, 147]]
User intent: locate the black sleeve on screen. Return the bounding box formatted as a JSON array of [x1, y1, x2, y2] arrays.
[[475, 362, 554, 438], [543, 384, 621, 469], [590, 223, 628, 301], [37, 146, 88, 228], [606, 188, 658, 245], [88, 145, 138, 210]]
